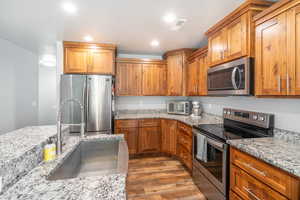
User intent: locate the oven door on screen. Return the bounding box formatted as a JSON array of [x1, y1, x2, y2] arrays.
[[192, 130, 228, 199], [207, 57, 252, 96]]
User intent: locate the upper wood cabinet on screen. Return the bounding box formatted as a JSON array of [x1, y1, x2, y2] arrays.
[[254, 0, 300, 96], [142, 63, 167, 96], [116, 58, 166, 96], [164, 49, 195, 96], [187, 47, 208, 96], [116, 61, 142, 96], [64, 41, 116, 75], [205, 0, 273, 67]]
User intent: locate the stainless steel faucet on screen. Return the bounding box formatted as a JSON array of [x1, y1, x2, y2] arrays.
[[57, 98, 85, 155]]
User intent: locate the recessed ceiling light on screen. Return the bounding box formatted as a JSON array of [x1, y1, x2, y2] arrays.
[[163, 13, 177, 23], [83, 35, 94, 42], [150, 40, 160, 47], [62, 2, 78, 14]]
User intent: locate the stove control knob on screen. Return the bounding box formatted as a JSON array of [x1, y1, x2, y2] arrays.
[[259, 116, 265, 121], [253, 115, 258, 120]]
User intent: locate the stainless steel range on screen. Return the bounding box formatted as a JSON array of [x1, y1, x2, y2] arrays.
[[192, 108, 274, 200]]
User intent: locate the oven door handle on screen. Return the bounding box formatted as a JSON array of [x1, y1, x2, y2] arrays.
[[206, 137, 224, 150], [231, 67, 241, 90]]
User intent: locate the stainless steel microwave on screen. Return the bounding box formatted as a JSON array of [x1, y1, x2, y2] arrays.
[[167, 101, 191, 115], [207, 57, 253, 96]]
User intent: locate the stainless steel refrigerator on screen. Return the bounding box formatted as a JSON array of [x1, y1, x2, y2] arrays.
[[60, 74, 113, 134]]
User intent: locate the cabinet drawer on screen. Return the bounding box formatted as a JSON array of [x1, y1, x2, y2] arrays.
[[230, 191, 243, 200], [115, 120, 138, 128], [139, 119, 160, 127], [177, 122, 192, 137], [178, 132, 192, 153], [231, 148, 300, 199], [178, 144, 192, 170], [231, 165, 288, 200]]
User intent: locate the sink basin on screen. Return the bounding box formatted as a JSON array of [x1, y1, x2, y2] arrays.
[[47, 139, 128, 180]]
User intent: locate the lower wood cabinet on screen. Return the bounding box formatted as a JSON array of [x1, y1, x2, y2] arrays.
[[115, 127, 138, 155], [176, 122, 193, 170], [230, 147, 300, 200], [230, 191, 243, 200], [138, 126, 161, 153], [161, 119, 177, 155]]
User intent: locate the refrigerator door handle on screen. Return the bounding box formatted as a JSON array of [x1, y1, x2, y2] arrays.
[[86, 77, 90, 126]]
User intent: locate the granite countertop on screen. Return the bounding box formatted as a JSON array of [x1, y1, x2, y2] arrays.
[[0, 134, 127, 200], [228, 137, 300, 178], [115, 109, 222, 126]]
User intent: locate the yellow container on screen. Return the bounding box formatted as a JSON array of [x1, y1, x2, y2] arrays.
[[44, 143, 56, 162]]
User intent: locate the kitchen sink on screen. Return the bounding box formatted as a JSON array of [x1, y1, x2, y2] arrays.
[[47, 139, 128, 180]]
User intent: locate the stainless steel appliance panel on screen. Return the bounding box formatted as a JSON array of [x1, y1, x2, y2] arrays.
[[207, 57, 253, 96], [86, 75, 112, 132], [60, 75, 86, 132]]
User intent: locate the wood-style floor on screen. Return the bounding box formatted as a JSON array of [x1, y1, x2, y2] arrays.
[[126, 156, 206, 200]]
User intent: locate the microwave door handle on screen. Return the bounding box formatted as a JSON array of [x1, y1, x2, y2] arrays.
[[231, 67, 238, 89]]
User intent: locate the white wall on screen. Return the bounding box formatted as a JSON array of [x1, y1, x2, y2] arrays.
[[0, 38, 39, 134]]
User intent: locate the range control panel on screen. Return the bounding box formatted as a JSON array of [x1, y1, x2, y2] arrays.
[[223, 108, 274, 129]]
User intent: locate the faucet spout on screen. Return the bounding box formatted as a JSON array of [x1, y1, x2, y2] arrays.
[[57, 98, 85, 155]]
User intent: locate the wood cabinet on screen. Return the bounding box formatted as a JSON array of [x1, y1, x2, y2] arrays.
[[64, 41, 116, 74], [230, 147, 300, 200], [138, 119, 161, 153], [176, 122, 193, 170], [205, 0, 273, 67], [187, 46, 208, 96], [142, 63, 166, 96], [164, 49, 195, 96], [116, 61, 142, 96], [161, 119, 177, 155], [115, 120, 139, 155], [254, 0, 300, 96], [116, 58, 166, 96]]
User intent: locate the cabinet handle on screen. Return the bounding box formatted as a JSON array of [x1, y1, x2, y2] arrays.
[[287, 74, 290, 95], [243, 187, 261, 200], [278, 75, 281, 92], [242, 162, 266, 177]]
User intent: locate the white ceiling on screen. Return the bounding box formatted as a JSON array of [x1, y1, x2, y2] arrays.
[[0, 0, 246, 56]]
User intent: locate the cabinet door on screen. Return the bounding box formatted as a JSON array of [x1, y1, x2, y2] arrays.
[[198, 55, 208, 96], [208, 30, 226, 66], [116, 62, 142, 96], [88, 49, 114, 74], [64, 47, 89, 73], [225, 14, 247, 60], [167, 54, 183, 96], [255, 13, 287, 96], [138, 127, 161, 153], [287, 5, 300, 95], [142, 64, 166, 96], [186, 59, 199, 96], [161, 119, 177, 155], [115, 128, 138, 155]]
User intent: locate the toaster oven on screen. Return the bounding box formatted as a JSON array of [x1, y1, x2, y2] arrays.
[[167, 101, 191, 115]]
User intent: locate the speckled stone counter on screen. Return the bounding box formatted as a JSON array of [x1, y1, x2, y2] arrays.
[[115, 109, 222, 126], [228, 136, 300, 178], [0, 134, 126, 200], [0, 126, 68, 193]]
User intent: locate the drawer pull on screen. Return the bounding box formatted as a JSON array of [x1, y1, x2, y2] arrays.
[[242, 162, 266, 177], [243, 187, 261, 200]]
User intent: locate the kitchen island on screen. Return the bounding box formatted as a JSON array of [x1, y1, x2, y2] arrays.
[[0, 126, 127, 200]]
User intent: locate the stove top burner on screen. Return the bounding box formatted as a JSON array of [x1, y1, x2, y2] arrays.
[[193, 122, 272, 142]]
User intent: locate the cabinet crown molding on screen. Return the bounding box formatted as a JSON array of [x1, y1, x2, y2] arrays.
[[205, 0, 273, 36], [188, 46, 208, 62], [63, 41, 116, 50], [163, 48, 196, 59], [116, 58, 166, 65]]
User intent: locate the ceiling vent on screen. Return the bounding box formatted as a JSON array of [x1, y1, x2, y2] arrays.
[[171, 18, 187, 31]]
